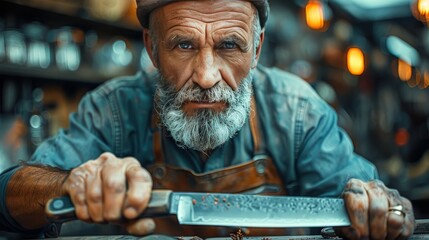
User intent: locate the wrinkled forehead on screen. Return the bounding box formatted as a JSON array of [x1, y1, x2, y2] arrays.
[[151, 0, 256, 29]]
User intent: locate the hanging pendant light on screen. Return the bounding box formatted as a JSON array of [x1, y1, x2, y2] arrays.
[[347, 47, 365, 76], [413, 0, 429, 24], [305, 0, 325, 30]]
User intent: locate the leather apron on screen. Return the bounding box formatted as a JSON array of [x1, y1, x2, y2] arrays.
[[146, 98, 301, 237]]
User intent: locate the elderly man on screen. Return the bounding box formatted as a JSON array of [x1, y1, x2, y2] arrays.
[[0, 0, 415, 239]]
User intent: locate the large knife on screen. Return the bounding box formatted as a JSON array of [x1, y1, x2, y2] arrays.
[[46, 189, 350, 227]]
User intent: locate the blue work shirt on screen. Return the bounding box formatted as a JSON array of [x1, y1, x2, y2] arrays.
[[0, 65, 378, 232]]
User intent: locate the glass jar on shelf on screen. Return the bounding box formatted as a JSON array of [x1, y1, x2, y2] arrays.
[[4, 29, 26, 65], [53, 27, 81, 71], [23, 22, 51, 69]]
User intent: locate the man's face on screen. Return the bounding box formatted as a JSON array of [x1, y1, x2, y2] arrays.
[[145, 0, 263, 151]]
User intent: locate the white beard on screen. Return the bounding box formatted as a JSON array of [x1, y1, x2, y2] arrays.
[[155, 70, 254, 152]]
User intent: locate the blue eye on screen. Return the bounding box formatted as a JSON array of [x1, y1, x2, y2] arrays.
[[178, 42, 192, 49], [221, 41, 237, 49]]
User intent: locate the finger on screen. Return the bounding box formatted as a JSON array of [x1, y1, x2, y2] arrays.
[[397, 197, 415, 239], [85, 160, 104, 222], [386, 211, 405, 240], [385, 189, 404, 239], [342, 178, 369, 239], [364, 180, 388, 240], [101, 158, 127, 221], [65, 168, 90, 221], [123, 161, 152, 219], [386, 190, 416, 240], [124, 218, 156, 236]]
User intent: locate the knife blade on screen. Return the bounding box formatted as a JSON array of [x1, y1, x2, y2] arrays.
[[46, 189, 351, 227]]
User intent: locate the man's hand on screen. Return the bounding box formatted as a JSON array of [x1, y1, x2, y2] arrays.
[[336, 178, 415, 239], [62, 152, 155, 235]]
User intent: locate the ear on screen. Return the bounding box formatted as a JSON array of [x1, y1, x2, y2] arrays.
[[251, 31, 265, 69], [143, 28, 159, 68]]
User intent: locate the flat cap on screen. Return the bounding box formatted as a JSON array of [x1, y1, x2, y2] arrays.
[[136, 0, 269, 29]]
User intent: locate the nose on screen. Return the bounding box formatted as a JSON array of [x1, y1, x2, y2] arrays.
[[192, 48, 221, 89]]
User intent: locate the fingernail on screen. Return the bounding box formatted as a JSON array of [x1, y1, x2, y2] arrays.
[[124, 207, 138, 219], [145, 219, 155, 233]]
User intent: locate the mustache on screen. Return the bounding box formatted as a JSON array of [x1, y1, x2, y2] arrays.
[[164, 81, 236, 105]]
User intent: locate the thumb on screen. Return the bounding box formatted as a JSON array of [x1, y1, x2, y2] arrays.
[[125, 218, 156, 236]]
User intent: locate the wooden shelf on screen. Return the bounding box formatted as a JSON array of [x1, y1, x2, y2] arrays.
[[0, 1, 142, 85], [0, 63, 129, 85], [0, 0, 142, 39]]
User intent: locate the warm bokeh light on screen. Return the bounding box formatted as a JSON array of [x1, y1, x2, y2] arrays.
[[408, 69, 421, 88], [418, 0, 429, 17], [395, 128, 410, 147], [305, 0, 325, 30], [423, 71, 429, 88], [414, 0, 429, 23], [347, 47, 365, 76], [398, 59, 412, 81]]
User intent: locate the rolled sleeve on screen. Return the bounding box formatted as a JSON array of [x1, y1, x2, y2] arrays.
[[28, 91, 114, 169]]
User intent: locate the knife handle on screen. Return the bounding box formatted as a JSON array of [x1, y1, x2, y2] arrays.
[[45, 189, 172, 222]]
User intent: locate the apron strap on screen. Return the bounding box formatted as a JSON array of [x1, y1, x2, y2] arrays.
[[151, 109, 164, 164], [249, 95, 264, 156]]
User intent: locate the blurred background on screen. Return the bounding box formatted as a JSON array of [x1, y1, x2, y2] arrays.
[[0, 0, 428, 220]]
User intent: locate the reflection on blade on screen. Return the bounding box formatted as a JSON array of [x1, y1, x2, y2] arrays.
[[176, 193, 350, 228]]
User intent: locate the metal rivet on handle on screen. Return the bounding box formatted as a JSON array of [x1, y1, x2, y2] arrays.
[[154, 166, 166, 179], [53, 199, 64, 209], [255, 161, 265, 174]]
